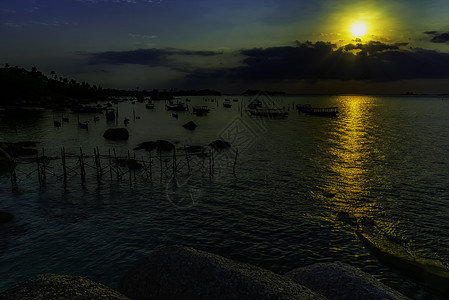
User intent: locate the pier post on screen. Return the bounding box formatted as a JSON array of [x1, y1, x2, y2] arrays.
[[184, 146, 191, 174], [108, 149, 112, 181], [61, 147, 67, 184], [149, 151, 152, 180], [36, 152, 42, 186], [80, 147, 86, 183], [233, 149, 238, 176], [128, 150, 132, 187], [41, 148, 46, 184], [113, 149, 119, 180], [159, 150, 163, 181]]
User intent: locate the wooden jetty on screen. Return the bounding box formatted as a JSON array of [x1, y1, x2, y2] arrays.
[[7, 146, 238, 189]]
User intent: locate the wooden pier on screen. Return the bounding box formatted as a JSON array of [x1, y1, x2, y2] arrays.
[[7, 146, 238, 189]]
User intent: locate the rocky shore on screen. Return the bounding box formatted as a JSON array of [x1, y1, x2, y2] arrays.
[[0, 245, 408, 299]]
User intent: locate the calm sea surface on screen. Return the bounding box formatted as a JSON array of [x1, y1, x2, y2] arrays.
[[1, 95, 449, 299]]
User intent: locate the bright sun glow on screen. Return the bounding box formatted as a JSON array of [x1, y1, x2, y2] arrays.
[[350, 22, 368, 37]]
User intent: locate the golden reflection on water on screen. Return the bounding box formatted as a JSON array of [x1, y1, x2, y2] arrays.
[[322, 95, 379, 220]]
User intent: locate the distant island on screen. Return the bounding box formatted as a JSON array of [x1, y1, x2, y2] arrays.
[[242, 89, 287, 96], [0, 65, 221, 108]]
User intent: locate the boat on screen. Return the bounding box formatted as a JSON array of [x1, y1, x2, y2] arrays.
[[296, 104, 312, 113], [357, 219, 449, 294], [247, 99, 263, 109], [166, 102, 188, 111], [248, 108, 288, 118], [78, 122, 88, 130], [223, 99, 232, 108], [307, 107, 338, 116], [146, 101, 155, 109], [105, 108, 115, 121], [71, 105, 103, 114], [192, 106, 210, 116]]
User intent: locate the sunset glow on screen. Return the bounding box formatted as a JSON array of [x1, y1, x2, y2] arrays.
[[351, 22, 368, 37]]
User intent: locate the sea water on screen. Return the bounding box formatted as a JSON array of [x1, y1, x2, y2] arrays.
[[1, 95, 449, 299]]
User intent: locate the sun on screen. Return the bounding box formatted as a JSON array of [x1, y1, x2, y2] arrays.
[[350, 22, 368, 37]]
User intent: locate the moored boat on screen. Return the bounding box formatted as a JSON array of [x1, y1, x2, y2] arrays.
[[248, 108, 288, 118], [357, 219, 449, 294], [192, 106, 210, 116]]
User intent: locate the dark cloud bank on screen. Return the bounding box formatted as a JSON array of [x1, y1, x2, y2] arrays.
[[86, 40, 449, 84]]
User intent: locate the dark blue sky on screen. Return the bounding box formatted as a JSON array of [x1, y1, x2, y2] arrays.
[[1, 0, 449, 93]]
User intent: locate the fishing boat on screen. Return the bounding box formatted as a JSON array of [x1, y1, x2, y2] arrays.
[[71, 105, 103, 114], [247, 99, 263, 109], [357, 219, 449, 294], [105, 108, 115, 121], [248, 108, 288, 118], [307, 107, 338, 116], [146, 101, 155, 109], [223, 99, 232, 108], [192, 106, 210, 116], [166, 102, 188, 111], [296, 104, 313, 113]]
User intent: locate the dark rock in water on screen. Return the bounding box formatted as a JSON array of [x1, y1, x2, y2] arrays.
[[134, 141, 157, 151], [184, 145, 204, 153], [182, 121, 197, 130], [103, 128, 129, 140], [119, 245, 323, 300], [285, 262, 408, 300], [336, 211, 357, 226], [208, 139, 231, 149], [133, 140, 174, 151], [0, 142, 38, 157], [0, 211, 14, 224], [156, 140, 174, 151], [0, 274, 130, 300], [115, 158, 143, 170]]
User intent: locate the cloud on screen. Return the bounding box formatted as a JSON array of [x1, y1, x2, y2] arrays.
[[184, 41, 449, 83], [85, 48, 222, 67], [77, 0, 156, 3], [425, 31, 449, 43], [129, 33, 158, 39]]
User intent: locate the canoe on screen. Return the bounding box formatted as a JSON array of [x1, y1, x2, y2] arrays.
[[356, 219, 449, 294]]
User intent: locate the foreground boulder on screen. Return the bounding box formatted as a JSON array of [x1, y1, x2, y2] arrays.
[[0, 211, 14, 224], [103, 128, 129, 140], [0, 274, 129, 300], [119, 245, 324, 300], [285, 262, 409, 300]]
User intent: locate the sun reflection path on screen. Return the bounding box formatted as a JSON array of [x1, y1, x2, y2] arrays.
[[322, 96, 380, 220]]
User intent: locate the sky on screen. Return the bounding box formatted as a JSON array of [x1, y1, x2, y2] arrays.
[[1, 0, 449, 94]]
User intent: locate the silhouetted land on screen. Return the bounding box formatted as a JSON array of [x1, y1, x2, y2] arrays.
[[0, 66, 221, 108]]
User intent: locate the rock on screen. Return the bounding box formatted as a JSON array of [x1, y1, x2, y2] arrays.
[[208, 139, 231, 149], [336, 211, 357, 226], [182, 121, 197, 130], [134, 141, 157, 151], [0, 274, 130, 300], [285, 262, 409, 300], [103, 128, 129, 140], [115, 158, 143, 170], [0, 142, 38, 157], [155, 140, 174, 151], [133, 140, 174, 152], [184, 145, 204, 153], [0, 211, 14, 224], [119, 245, 324, 300]]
